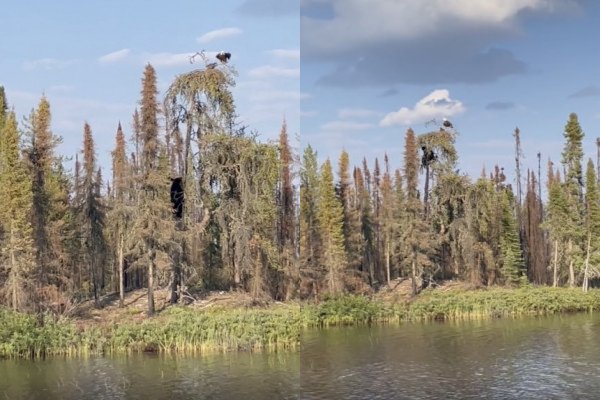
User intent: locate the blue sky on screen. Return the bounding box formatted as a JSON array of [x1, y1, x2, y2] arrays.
[[301, 0, 600, 190], [1, 0, 299, 175]]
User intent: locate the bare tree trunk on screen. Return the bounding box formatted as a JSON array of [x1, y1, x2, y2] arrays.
[[423, 164, 430, 217], [147, 250, 155, 316], [568, 240, 575, 288], [10, 225, 19, 311], [583, 234, 591, 292], [411, 257, 417, 296], [118, 234, 125, 308], [385, 240, 391, 284], [553, 240, 559, 288], [91, 255, 99, 308]]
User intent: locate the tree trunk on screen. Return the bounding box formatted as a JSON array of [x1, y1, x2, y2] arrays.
[[385, 240, 391, 284], [170, 251, 181, 304], [423, 164, 430, 218], [147, 250, 155, 316], [10, 224, 18, 311], [410, 257, 417, 296], [91, 254, 99, 308], [553, 240, 559, 288], [568, 240, 575, 288], [118, 234, 125, 308], [583, 234, 591, 292]]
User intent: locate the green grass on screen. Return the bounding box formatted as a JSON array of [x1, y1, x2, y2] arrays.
[[3, 286, 600, 359], [0, 305, 302, 359], [301, 286, 600, 327]]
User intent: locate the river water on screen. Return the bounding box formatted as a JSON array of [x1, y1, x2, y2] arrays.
[[2, 314, 600, 399]]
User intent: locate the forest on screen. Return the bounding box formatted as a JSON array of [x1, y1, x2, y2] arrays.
[[1, 60, 599, 318]]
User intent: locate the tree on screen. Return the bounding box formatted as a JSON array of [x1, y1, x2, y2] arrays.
[[338, 151, 365, 288], [76, 123, 107, 306], [561, 113, 585, 287], [0, 112, 36, 311], [299, 145, 320, 296], [402, 129, 434, 294], [108, 122, 132, 307], [583, 159, 600, 291], [25, 96, 71, 310], [277, 120, 297, 299], [524, 171, 547, 284], [499, 189, 525, 285], [380, 154, 394, 284], [544, 162, 569, 287], [131, 64, 178, 316], [317, 159, 347, 295]]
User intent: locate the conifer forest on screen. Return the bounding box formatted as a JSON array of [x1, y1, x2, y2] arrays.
[[1, 61, 599, 318]]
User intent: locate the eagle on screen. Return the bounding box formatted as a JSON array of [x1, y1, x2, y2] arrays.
[[216, 52, 231, 63], [442, 118, 453, 128]]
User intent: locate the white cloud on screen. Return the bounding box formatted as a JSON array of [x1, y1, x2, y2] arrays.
[[98, 48, 131, 64], [338, 108, 380, 119], [197, 27, 242, 44], [303, 0, 576, 55], [267, 49, 300, 60], [248, 65, 300, 79], [22, 58, 76, 71], [321, 120, 374, 131], [380, 89, 465, 127]]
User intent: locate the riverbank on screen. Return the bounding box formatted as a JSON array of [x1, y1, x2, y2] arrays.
[[2, 285, 600, 358]]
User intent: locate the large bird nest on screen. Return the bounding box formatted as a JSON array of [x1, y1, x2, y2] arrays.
[[418, 130, 458, 166], [165, 67, 236, 121]]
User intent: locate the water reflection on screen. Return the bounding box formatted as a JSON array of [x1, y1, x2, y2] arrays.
[[0, 351, 300, 400], [3, 314, 600, 399], [300, 315, 600, 399]]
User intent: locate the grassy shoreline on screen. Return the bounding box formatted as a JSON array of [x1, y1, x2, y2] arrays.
[[2, 286, 600, 359]]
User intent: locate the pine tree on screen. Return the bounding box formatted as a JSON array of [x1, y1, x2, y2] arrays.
[[132, 64, 177, 316], [544, 163, 569, 287], [317, 159, 347, 295], [299, 145, 320, 296], [561, 113, 585, 287], [28, 96, 54, 288], [524, 171, 547, 284], [338, 151, 364, 287], [402, 128, 432, 294], [391, 169, 406, 278], [583, 159, 600, 291], [75, 123, 107, 306], [26, 96, 71, 309], [380, 154, 394, 284], [499, 189, 525, 285], [0, 112, 36, 311], [277, 120, 297, 299], [109, 122, 131, 307], [357, 158, 377, 287]]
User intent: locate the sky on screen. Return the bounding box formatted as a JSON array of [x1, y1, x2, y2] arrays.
[[1, 0, 299, 176], [301, 0, 600, 191]]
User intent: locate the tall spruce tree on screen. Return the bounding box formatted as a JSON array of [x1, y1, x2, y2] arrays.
[[561, 113, 585, 287], [583, 159, 600, 291], [132, 64, 178, 316], [299, 145, 320, 296], [317, 159, 347, 295], [76, 123, 107, 306], [0, 112, 36, 311], [499, 189, 525, 285]]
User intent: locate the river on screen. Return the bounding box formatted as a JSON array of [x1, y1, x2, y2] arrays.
[[2, 313, 600, 399]]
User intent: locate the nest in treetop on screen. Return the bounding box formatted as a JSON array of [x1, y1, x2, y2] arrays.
[[165, 68, 236, 117], [417, 130, 458, 165]]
